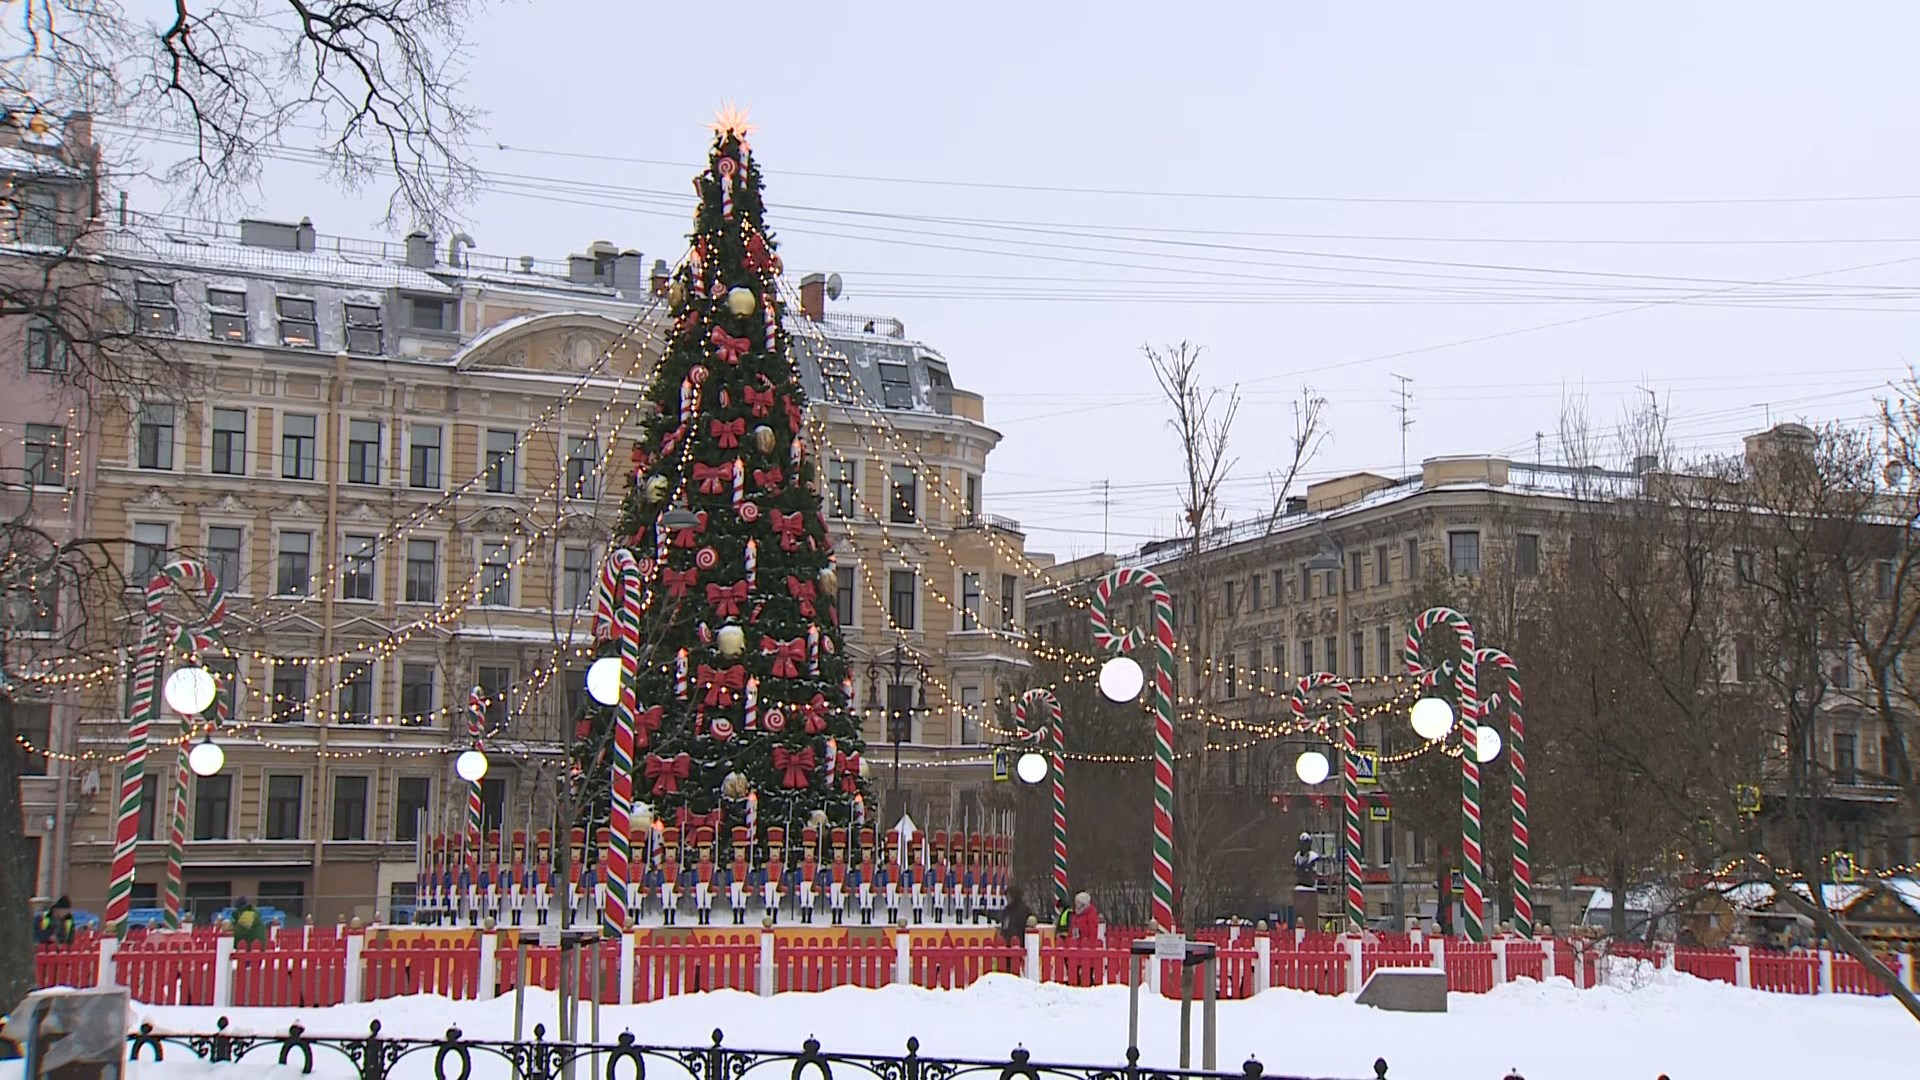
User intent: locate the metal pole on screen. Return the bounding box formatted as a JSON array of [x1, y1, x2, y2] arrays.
[[1178, 960, 1193, 1069], [1127, 953, 1142, 1056], [513, 939, 527, 1042], [590, 939, 602, 1079], [1202, 954, 1217, 1070]]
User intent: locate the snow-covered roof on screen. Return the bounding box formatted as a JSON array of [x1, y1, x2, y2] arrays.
[[105, 227, 452, 293]]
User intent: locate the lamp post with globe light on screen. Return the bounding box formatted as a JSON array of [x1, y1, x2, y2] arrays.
[[865, 644, 922, 827]]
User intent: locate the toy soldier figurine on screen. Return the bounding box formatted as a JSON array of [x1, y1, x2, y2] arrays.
[[929, 831, 949, 924], [694, 827, 718, 925], [909, 836, 929, 924], [728, 826, 751, 925], [856, 827, 878, 925], [533, 830, 553, 925], [658, 826, 682, 926], [798, 825, 821, 924], [883, 834, 903, 924], [828, 828, 850, 925], [943, 834, 962, 924], [762, 826, 786, 922], [962, 834, 981, 924], [568, 826, 587, 925]]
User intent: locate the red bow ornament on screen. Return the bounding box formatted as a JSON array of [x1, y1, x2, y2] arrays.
[[710, 327, 751, 365], [769, 509, 806, 551], [680, 808, 722, 836], [672, 511, 708, 549], [744, 232, 778, 275], [752, 466, 783, 490], [772, 746, 816, 790], [783, 397, 805, 434], [634, 705, 663, 749], [762, 636, 807, 679], [645, 752, 691, 796], [697, 664, 746, 708], [711, 418, 746, 449], [659, 566, 698, 598], [786, 575, 817, 617], [692, 462, 731, 495], [705, 580, 748, 619], [744, 385, 775, 417], [836, 753, 863, 794], [800, 693, 830, 735]]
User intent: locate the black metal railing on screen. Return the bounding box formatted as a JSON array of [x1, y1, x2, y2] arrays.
[[129, 1020, 1391, 1080]]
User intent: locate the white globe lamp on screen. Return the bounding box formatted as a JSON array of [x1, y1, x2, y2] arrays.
[[1410, 696, 1455, 741], [1475, 725, 1504, 764], [1294, 749, 1331, 786], [455, 748, 490, 783], [187, 736, 225, 777], [1098, 655, 1146, 703], [585, 656, 622, 707], [164, 666, 218, 715], [1015, 751, 1049, 785]]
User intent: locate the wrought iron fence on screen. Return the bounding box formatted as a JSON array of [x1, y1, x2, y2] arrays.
[[128, 1020, 1391, 1080]]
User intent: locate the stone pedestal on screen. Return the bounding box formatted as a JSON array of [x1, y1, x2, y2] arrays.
[[5, 987, 129, 1080], [1292, 886, 1319, 930], [1356, 968, 1448, 1012]]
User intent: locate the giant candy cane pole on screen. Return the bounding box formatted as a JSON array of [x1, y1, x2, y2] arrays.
[[464, 686, 486, 878], [105, 559, 227, 936], [1404, 606, 1485, 942], [1477, 647, 1531, 937], [591, 548, 646, 935], [1289, 672, 1362, 932], [1088, 567, 1177, 932], [1013, 688, 1068, 909]]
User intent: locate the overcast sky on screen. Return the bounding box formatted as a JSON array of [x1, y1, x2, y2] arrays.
[[123, 1, 1920, 561]]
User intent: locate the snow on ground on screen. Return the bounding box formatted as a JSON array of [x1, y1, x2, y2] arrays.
[[19, 969, 1918, 1080]]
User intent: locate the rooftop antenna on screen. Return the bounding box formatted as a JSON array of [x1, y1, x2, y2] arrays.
[[1094, 478, 1112, 552], [1391, 373, 1414, 477], [1534, 431, 1544, 465]]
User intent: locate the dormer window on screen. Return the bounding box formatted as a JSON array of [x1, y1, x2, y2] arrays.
[[208, 289, 249, 342], [878, 362, 914, 408], [406, 295, 452, 332], [344, 303, 383, 354], [135, 281, 178, 335], [277, 297, 318, 348]]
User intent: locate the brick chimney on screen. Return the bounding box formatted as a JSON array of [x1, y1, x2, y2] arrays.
[[650, 258, 671, 297], [799, 273, 827, 321]]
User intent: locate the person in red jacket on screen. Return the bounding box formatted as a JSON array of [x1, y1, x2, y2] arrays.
[[1069, 891, 1101, 940]]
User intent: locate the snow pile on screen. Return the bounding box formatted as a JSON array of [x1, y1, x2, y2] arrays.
[[44, 972, 1920, 1080]]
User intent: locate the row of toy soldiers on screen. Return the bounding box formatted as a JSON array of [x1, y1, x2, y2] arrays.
[[411, 825, 1012, 928]]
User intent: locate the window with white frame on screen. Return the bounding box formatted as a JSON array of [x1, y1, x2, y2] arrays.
[[210, 408, 247, 475], [400, 662, 437, 725], [277, 297, 318, 347], [137, 403, 174, 470], [347, 419, 381, 485], [405, 539, 438, 602], [282, 414, 317, 480], [562, 546, 592, 609], [827, 460, 855, 518], [338, 664, 374, 724], [889, 569, 917, 629], [344, 303, 383, 354], [484, 430, 517, 493], [208, 288, 248, 342], [136, 280, 178, 335], [565, 436, 597, 499], [480, 539, 512, 606], [836, 566, 855, 626], [205, 526, 244, 593], [341, 534, 377, 600], [409, 423, 441, 489], [24, 424, 65, 487], [275, 531, 312, 595], [24, 317, 66, 372], [889, 465, 916, 523], [960, 572, 982, 630], [1447, 531, 1481, 577], [132, 522, 169, 582]]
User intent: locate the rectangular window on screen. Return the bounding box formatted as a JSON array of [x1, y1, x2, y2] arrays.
[[24, 423, 65, 487], [1249, 574, 1261, 612], [282, 414, 317, 479], [210, 408, 247, 475], [132, 522, 169, 583], [480, 539, 511, 606], [836, 567, 855, 626], [1225, 654, 1237, 699], [1001, 574, 1019, 631], [1324, 636, 1337, 677], [339, 665, 374, 724], [1351, 630, 1366, 677], [11, 703, 48, 777], [271, 663, 308, 723], [480, 778, 508, 833], [565, 436, 597, 499], [206, 526, 244, 593], [1447, 531, 1482, 577], [1224, 580, 1237, 617], [1404, 538, 1420, 579], [1298, 562, 1313, 601], [1735, 635, 1756, 682], [265, 775, 304, 839], [407, 296, 452, 332], [1300, 639, 1314, 674], [138, 774, 160, 841], [193, 775, 232, 840], [137, 403, 174, 470], [960, 572, 982, 631], [400, 662, 436, 723], [24, 317, 66, 373], [256, 881, 307, 922], [1375, 544, 1390, 587], [889, 569, 917, 630], [1878, 559, 1896, 601], [889, 465, 916, 523], [1832, 646, 1855, 690], [344, 304, 383, 355], [1515, 532, 1541, 577], [341, 534, 377, 601], [1377, 625, 1392, 677], [406, 423, 442, 489], [405, 539, 438, 602], [827, 460, 855, 518], [136, 280, 178, 335], [1249, 645, 1263, 691], [394, 776, 431, 842], [1273, 570, 1285, 605], [203, 657, 238, 722], [964, 475, 980, 524], [208, 289, 248, 342], [878, 361, 914, 409], [347, 419, 381, 485], [477, 665, 513, 729], [1348, 551, 1364, 592], [960, 685, 984, 744], [277, 297, 318, 347], [1834, 733, 1858, 786], [275, 531, 311, 595], [484, 430, 517, 493], [562, 547, 592, 609], [332, 775, 369, 841], [19, 185, 59, 245], [3, 573, 56, 634]]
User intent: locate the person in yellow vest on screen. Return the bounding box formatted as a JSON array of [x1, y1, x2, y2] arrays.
[[231, 896, 269, 948], [35, 896, 76, 944]]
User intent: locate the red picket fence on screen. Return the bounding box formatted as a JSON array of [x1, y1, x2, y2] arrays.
[[33, 942, 99, 989], [1749, 950, 1819, 994], [1443, 941, 1496, 993], [1268, 948, 1347, 995], [363, 937, 483, 1001], [115, 940, 217, 1006], [1041, 939, 1133, 987], [776, 933, 890, 992], [1672, 948, 1739, 985], [496, 939, 623, 1003], [1505, 941, 1549, 982], [232, 943, 349, 1007], [910, 934, 1024, 988], [1832, 956, 1892, 997], [641, 934, 760, 999], [1360, 946, 1433, 982]]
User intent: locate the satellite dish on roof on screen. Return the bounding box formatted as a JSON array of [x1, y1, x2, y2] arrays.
[[825, 272, 843, 301]]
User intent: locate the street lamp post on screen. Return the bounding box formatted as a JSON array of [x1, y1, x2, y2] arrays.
[[866, 645, 920, 823]]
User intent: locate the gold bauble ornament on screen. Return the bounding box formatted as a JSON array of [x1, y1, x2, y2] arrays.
[[727, 287, 757, 316], [818, 565, 838, 596], [809, 808, 829, 826], [721, 771, 750, 800], [643, 475, 670, 503], [716, 624, 746, 658], [668, 280, 687, 309], [752, 425, 776, 454]]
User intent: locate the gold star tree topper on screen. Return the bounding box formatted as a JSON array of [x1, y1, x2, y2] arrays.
[[710, 103, 756, 142]]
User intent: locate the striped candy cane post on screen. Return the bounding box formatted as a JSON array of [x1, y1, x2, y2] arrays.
[[465, 686, 486, 880], [1014, 688, 1068, 908], [1088, 567, 1177, 933], [1404, 606, 1484, 942], [1478, 648, 1531, 936], [590, 547, 646, 935], [1289, 672, 1362, 932], [158, 561, 228, 929]]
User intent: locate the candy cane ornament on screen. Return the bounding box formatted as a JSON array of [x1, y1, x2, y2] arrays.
[[1477, 647, 1531, 937], [1404, 606, 1485, 942], [464, 686, 487, 878], [1014, 688, 1068, 909], [590, 547, 646, 935], [1089, 567, 1178, 933], [1290, 672, 1363, 932]]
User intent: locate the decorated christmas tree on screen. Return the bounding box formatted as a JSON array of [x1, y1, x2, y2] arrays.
[[584, 110, 872, 867]]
